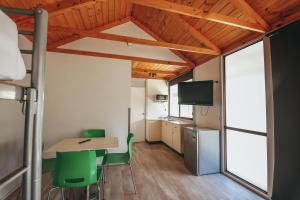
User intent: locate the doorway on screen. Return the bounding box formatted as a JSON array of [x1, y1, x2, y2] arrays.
[[130, 87, 146, 142], [223, 41, 268, 192]]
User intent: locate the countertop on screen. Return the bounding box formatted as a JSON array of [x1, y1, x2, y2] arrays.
[[161, 119, 194, 125]]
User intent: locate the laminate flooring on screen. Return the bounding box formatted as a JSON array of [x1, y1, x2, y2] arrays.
[[7, 142, 263, 200]]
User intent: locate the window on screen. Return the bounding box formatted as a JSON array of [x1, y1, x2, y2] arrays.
[[169, 79, 193, 119], [170, 84, 179, 117], [224, 41, 268, 191]]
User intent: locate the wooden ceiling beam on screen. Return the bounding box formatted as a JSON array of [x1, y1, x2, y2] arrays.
[[130, 17, 195, 68], [271, 10, 300, 30], [132, 68, 178, 75], [132, 73, 170, 80], [16, 0, 107, 25], [49, 48, 189, 66], [230, 0, 269, 30], [47, 34, 83, 50], [169, 14, 221, 53], [83, 32, 220, 55], [46, 17, 131, 50], [45, 24, 220, 55], [131, 0, 266, 33]]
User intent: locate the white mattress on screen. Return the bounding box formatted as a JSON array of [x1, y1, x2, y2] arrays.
[[0, 10, 26, 81]]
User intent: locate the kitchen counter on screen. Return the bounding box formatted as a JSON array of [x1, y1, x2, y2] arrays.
[[161, 119, 194, 125]]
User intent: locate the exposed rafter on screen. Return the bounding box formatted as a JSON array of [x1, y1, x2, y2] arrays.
[[132, 73, 171, 80], [82, 32, 220, 55], [132, 68, 178, 75], [271, 9, 300, 30], [230, 0, 269, 30], [130, 17, 195, 68], [47, 34, 83, 50], [131, 0, 266, 33], [46, 17, 131, 50], [50, 48, 189, 66], [46, 25, 219, 55], [169, 13, 221, 53]]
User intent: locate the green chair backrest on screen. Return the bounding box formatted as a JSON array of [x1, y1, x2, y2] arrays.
[[127, 133, 134, 160], [53, 150, 97, 188], [83, 129, 105, 138]]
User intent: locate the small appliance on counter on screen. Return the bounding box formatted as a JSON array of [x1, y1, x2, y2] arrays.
[[155, 94, 168, 102], [183, 126, 220, 176]]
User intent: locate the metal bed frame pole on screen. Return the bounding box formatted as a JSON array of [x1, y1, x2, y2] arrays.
[[0, 6, 34, 16], [31, 8, 48, 200], [23, 89, 36, 200]]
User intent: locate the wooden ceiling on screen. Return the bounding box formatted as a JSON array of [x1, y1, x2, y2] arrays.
[[2, 0, 300, 80]]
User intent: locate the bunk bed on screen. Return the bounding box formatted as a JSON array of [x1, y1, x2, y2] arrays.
[[0, 6, 48, 200]]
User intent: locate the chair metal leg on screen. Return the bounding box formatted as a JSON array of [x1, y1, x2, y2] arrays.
[[104, 166, 108, 184], [86, 185, 90, 200], [102, 172, 105, 200], [96, 182, 101, 200], [47, 187, 59, 200], [129, 162, 137, 194], [61, 188, 65, 200]]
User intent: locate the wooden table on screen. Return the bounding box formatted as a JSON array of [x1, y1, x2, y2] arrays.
[[44, 137, 119, 153]]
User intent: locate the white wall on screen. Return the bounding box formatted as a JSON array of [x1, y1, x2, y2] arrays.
[[131, 78, 146, 88], [194, 57, 221, 129], [63, 21, 184, 62], [43, 53, 131, 153], [145, 79, 168, 120]]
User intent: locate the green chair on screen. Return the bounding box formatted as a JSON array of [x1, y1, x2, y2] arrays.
[[42, 158, 56, 173], [103, 133, 136, 194], [83, 129, 106, 158], [47, 150, 103, 200]]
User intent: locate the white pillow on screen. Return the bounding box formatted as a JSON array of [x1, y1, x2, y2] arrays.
[[0, 10, 26, 80]]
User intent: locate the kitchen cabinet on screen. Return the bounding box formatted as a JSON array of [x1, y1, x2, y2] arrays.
[[161, 120, 193, 153], [165, 123, 173, 147], [161, 121, 168, 143], [172, 124, 181, 153], [146, 120, 161, 142]]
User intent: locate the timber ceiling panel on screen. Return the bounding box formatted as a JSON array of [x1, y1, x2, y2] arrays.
[[247, 0, 300, 24], [1, 0, 300, 80]]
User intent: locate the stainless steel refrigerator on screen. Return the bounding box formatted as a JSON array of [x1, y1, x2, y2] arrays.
[[184, 127, 220, 175]]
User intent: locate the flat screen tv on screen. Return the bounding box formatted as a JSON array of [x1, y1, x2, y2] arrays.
[[178, 80, 213, 106]]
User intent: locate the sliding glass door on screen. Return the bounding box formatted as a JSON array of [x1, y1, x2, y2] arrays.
[[224, 41, 268, 191]]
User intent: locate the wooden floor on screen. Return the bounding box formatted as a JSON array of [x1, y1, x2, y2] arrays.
[[7, 143, 262, 200]]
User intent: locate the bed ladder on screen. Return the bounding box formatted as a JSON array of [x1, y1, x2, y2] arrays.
[[0, 6, 48, 200]]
